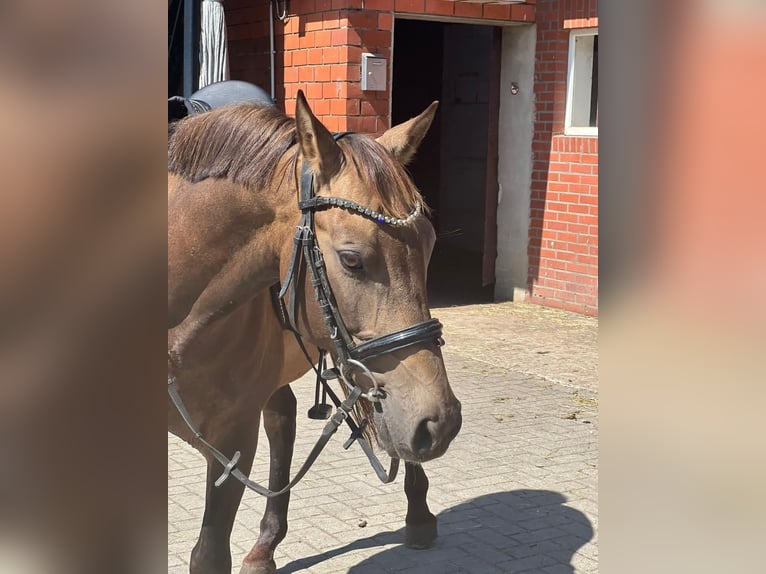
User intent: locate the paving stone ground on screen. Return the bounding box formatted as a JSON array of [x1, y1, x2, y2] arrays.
[[169, 301, 598, 573]]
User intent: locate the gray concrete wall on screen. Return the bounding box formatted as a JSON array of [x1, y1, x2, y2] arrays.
[[495, 23, 536, 301]]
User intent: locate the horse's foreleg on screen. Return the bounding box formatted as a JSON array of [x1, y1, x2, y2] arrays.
[[190, 421, 258, 574], [240, 385, 297, 574], [404, 462, 438, 549]]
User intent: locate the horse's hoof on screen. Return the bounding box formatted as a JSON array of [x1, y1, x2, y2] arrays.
[[405, 520, 438, 549], [239, 559, 276, 574]]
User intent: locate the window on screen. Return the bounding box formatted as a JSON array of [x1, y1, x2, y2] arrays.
[[565, 29, 598, 135]]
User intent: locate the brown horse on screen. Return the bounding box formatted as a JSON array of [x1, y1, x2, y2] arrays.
[[168, 92, 462, 573]]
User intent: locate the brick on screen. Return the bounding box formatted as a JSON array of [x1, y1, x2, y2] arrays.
[[454, 2, 482, 18], [321, 10, 341, 28], [314, 65, 331, 81], [346, 115, 377, 133], [305, 82, 324, 99], [394, 0, 425, 13], [571, 163, 592, 174], [330, 63, 359, 81], [346, 26, 362, 46], [299, 31, 316, 49], [366, 0, 394, 9], [340, 45, 362, 63], [330, 98, 360, 115], [310, 97, 331, 116], [307, 48, 323, 64], [559, 173, 580, 183], [314, 30, 332, 47], [322, 115, 342, 131], [284, 33, 300, 50], [283, 67, 299, 84], [378, 12, 393, 31], [482, 3, 511, 20], [330, 28, 348, 45], [582, 153, 598, 164], [546, 201, 567, 213], [566, 263, 592, 275], [566, 223, 588, 235], [283, 16, 300, 34], [305, 18, 324, 32], [301, 67, 321, 85], [322, 82, 342, 98], [546, 220, 567, 232], [342, 10, 377, 28], [323, 47, 340, 64], [344, 81, 364, 99], [361, 99, 388, 116], [362, 29, 392, 48], [332, 0, 362, 8], [567, 203, 589, 214], [291, 49, 308, 65], [555, 212, 578, 224], [580, 175, 598, 185], [577, 217, 598, 231]]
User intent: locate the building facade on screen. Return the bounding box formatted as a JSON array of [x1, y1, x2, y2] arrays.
[[195, 0, 598, 315]]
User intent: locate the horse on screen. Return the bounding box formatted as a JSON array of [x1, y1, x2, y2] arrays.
[[168, 91, 462, 574]]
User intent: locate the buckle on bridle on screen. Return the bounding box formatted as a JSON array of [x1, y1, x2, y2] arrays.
[[343, 358, 385, 402], [214, 450, 241, 487]]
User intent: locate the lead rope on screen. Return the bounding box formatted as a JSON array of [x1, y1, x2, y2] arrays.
[[168, 375, 363, 497], [168, 341, 398, 497]]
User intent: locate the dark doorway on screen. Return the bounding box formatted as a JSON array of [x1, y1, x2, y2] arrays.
[[392, 19, 500, 306]]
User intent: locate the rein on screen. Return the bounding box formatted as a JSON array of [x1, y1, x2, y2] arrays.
[[168, 132, 443, 497]]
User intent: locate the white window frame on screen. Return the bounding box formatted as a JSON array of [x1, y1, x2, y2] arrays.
[[565, 28, 598, 136]]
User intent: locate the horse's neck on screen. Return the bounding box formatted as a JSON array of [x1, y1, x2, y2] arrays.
[[168, 171, 297, 356]]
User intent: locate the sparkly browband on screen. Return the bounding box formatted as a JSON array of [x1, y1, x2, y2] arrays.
[[298, 196, 421, 227]]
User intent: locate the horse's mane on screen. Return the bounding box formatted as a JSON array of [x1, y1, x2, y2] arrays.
[[167, 104, 427, 219], [168, 104, 297, 191]]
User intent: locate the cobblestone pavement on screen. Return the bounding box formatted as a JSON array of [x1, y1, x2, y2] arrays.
[[169, 301, 598, 573]]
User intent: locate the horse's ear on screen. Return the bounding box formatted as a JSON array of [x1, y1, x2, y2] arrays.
[[294, 90, 342, 182], [377, 101, 439, 165]]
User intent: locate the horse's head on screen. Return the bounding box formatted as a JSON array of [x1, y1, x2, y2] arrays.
[[284, 92, 461, 463]]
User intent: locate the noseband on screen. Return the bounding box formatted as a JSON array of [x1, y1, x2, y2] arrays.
[[277, 132, 444, 402]]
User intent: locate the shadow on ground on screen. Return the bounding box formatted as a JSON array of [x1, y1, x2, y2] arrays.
[[278, 489, 593, 573]]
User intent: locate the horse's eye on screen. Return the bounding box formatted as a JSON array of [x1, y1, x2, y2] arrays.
[[339, 251, 363, 271]]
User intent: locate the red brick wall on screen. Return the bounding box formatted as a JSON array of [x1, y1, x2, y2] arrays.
[[225, 0, 536, 135], [528, 0, 598, 316]]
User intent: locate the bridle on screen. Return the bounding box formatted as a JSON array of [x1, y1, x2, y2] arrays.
[[277, 132, 445, 403], [168, 132, 445, 498]]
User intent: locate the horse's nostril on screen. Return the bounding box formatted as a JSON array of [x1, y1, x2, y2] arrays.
[[412, 417, 437, 454]]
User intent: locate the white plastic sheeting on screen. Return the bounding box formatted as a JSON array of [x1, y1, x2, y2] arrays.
[[198, 0, 229, 88]]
